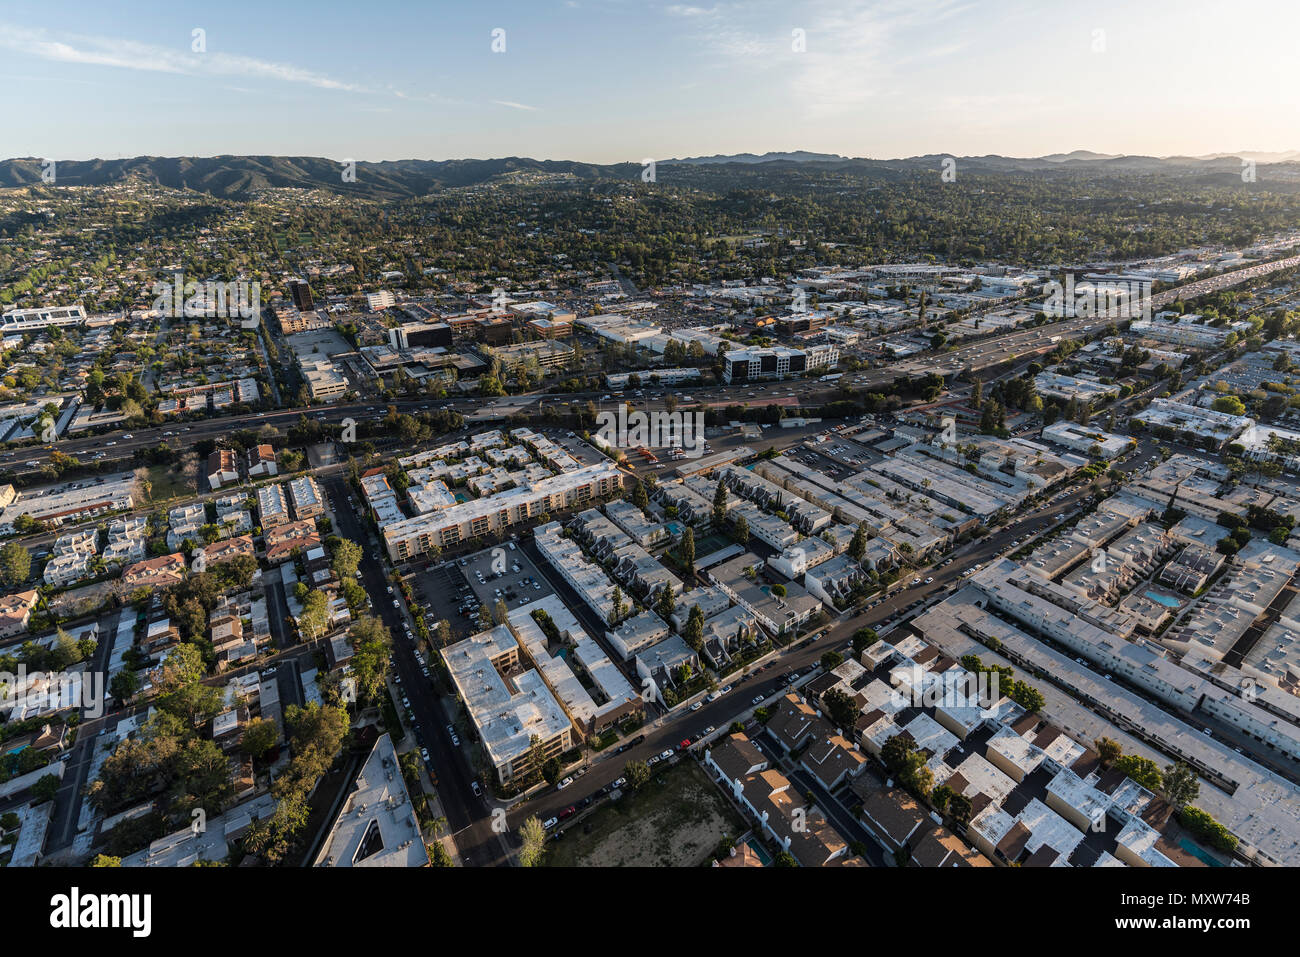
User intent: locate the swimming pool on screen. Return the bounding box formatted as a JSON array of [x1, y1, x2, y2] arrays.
[[1179, 837, 1225, 867], [1145, 590, 1180, 608]]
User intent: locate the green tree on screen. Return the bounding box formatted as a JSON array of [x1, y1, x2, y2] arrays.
[[655, 585, 676, 622], [31, 773, 60, 804], [732, 514, 749, 544], [1163, 761, 1200, 810], [712, 478, 728, 526], [1115, 754, 1164, 792], [682, 604, 705, 652], [680, 527, 695, 574], [852, 627, 878, 655], [849, 523, 868, 562], [518, 815, 548, 867], [0, 542, 31, 586], [1095, 737, 1123, 767], [331, 538, 363, 580], [241, 718, 279, 760], [624, 759, 651, 791]]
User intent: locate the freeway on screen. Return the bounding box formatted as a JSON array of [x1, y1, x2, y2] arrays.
[[0, 311, 1124, 476]]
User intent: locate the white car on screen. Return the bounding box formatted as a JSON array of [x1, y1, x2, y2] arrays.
[[557, 776, 573, 790], [690, 701, 702, 711]]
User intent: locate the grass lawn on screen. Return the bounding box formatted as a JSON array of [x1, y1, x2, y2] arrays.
[[144, 462, 195, 501], [543, 759, 743, 868]]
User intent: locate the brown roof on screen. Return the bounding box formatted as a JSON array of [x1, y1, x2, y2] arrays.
[[1024, 845, 1061, 867], [1070, 749, 1102, 778], [1032, 725, 1063, 750], [944, 772, 970, 796], [912, 645, 941, 666], [996, 820, 1032, 861], [911, 826, 994, 868], [1012, 713, 1040, 736], [860, 787, 926, 847], [709, 733, 768, 783]]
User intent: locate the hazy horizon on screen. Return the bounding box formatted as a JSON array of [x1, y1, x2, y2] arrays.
[[3, 0, 1298, 163]]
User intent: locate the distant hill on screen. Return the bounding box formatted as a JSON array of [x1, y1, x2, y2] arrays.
[[0, 155, 635, 200], [668, 150, 853, 165], [1, 149, 1296, 199]]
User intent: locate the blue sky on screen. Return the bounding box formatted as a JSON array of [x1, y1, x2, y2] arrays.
[[2, 0, 1298, 163]]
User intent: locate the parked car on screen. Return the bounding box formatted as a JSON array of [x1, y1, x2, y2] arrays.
[[690, 700, 702, 711], [557, 776, 573, 791], [543, 817, 558, 830]]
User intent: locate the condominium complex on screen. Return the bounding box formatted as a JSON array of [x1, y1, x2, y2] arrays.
[[381, 462, 623, 561]]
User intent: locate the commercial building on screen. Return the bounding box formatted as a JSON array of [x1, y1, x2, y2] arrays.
[[721, 343, 838, 384], [389, 321, 451, 350], [299, 359, 349, 401], [0, 304, 86, 332], [1041, 421, 1133, 459]]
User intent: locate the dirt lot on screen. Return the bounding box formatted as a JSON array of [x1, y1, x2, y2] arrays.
[[544, 759, 744, 868]]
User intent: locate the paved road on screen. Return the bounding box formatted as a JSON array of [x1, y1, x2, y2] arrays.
[[319, 472, 512, 866]]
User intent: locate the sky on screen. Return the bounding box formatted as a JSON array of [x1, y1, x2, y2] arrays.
[[2, 0, 1298, 164]]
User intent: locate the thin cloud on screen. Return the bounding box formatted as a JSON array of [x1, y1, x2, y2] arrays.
[[492, 99, 539, 111], [0, 23, 365, 92]]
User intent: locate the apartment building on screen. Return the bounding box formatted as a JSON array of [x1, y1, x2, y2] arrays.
[[381, 463, 622, 561], [206, 449, 240, 490], [288, 476, 325, 520], [257, 483, 291, 529], [443, 625, 573, 785]]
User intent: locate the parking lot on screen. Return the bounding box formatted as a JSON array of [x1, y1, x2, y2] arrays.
[[412, 541, 558, 637]]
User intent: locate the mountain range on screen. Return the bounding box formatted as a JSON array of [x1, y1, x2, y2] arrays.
[[1, 150, 1295, 200]]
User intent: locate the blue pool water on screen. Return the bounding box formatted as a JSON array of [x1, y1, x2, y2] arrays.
[[1179, 838, 1225, 866], [1145, 591, 1180, 608]]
